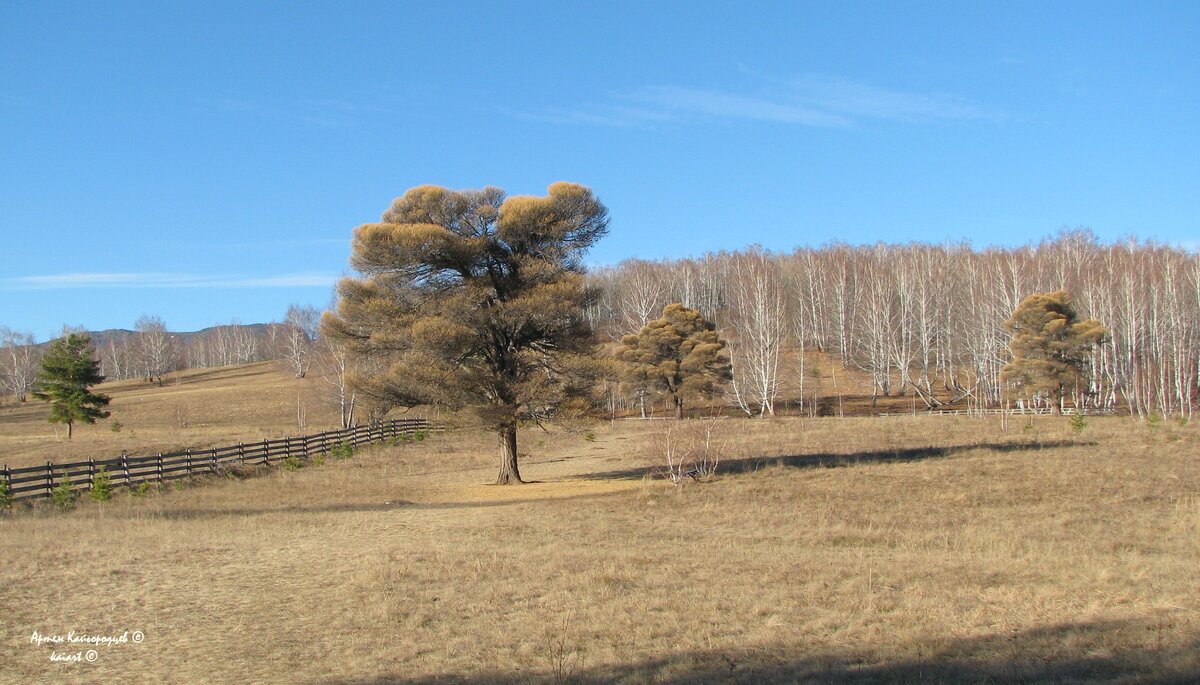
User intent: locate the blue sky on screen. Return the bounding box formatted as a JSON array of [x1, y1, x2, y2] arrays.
[[2, 1, 1197, 340]]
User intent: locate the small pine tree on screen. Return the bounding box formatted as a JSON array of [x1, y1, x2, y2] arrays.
[[616, 304, 732, 419], [330, 441, 353, 460], [1068, 412, 1087, 434], [52, 476, 76, 511], [32, 333, 111, 439], [89, 467, 113, 502], [1000, 291, 1107, 414]]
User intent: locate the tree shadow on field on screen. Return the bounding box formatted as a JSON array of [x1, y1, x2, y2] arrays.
[[581, 439, 1093, 482], [314, 618, 1198, 684], [162, 362, 278, 387], [119, 493, 629, 520]]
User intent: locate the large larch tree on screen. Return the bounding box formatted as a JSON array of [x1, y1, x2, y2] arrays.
[[321, 183, 609, 484]]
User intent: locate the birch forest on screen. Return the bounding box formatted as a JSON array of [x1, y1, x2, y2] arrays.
[[586, 231, 1199, 419]]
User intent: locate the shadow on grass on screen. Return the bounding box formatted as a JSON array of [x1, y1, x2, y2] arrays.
[[163, 362, 279, 387], [107, 491, 631, 520], [315, 618, 1198, 684], [78, 439, 1094, 520], [581, 439, 1095, 482]]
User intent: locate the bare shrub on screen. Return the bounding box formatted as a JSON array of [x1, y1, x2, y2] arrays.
[[655, 416, 729, 485]]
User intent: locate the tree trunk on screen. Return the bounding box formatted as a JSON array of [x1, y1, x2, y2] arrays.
[[674, 396, 684, 420], [495, 424, 523, 484], [67, 421, 73, 439]]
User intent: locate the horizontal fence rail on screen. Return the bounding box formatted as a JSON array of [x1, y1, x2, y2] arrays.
[[3, 419, 439, 503]]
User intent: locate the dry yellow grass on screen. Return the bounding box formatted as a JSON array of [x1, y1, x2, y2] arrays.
[[1, 407, 1197, 683], [0, 362, 361, 470]]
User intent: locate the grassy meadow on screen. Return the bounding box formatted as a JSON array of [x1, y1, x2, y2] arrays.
[[1, 365, 1198, 683], [0, 361, 354, 470]]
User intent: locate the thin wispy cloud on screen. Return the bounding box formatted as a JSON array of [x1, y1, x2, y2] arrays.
[[635, 86, 852, 126], [783, 75, 990, 122], [1, 272, 339, 291], [506, 104, 674, 128], [514, 74, 997, 129]]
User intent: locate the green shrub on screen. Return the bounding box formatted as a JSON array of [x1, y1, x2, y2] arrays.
[[88, 467, 113, 502], [52, 476, 76, 511], [130, 481, 153, 498], [0, 479, 12, 509], [584, 431, 596, 442], [1068, 413, 1087, 434], [330, 441, 354, 460], [109, 420, 122, 433], [313, 454, 326, 467], [413, 429, 428, 442], [283, 456, 303, 471]]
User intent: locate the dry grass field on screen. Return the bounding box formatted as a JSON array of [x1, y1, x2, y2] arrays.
[[0, 362, 354, 470], [1, 368, 1198, 683]]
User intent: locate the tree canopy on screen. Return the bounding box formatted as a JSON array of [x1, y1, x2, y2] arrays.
[[33, 333, 111, 439], [322, 182, 609, 484], [1000, 290, 1108, 412], [616, 303, 731, 419]]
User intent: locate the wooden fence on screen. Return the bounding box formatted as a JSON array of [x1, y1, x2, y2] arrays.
[[2, 419, 437, 503]]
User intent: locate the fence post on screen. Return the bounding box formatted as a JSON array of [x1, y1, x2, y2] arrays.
[[186, 448, 193, 476], [89, 457, 95, 488], [211, 447, 218, 472], [157, 453, 164, 484], [45, 461, 53, 498], [239, 442, 245, 465], [262, 439, 269, 465], [121, 452, 130, 488]]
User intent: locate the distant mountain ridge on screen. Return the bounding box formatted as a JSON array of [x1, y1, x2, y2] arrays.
[[31, 323, 274, 349]]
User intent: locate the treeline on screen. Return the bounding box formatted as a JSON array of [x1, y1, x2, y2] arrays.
[[585, 230, 1198, 418], [91, 312, 319, 383], [4, 231, 1197, 420], [0, 306, 358, 427]]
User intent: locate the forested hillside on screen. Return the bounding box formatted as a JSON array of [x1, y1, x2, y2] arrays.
[[587, 231, 1198, 418], [4, 232, 1196, 420]]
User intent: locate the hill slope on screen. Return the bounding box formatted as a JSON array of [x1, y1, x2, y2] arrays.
[[0, 361, 344, 469]]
